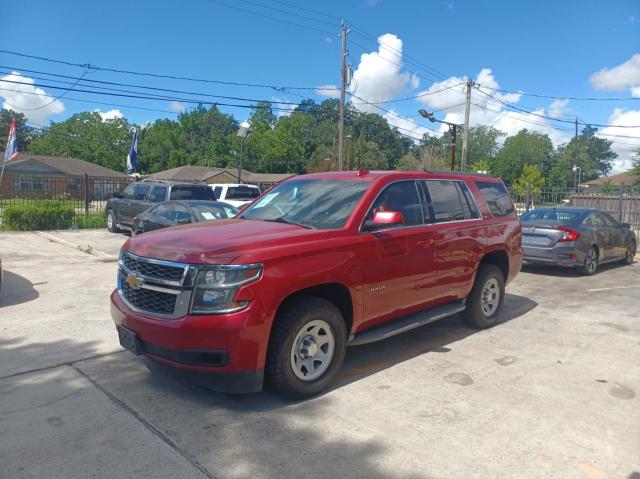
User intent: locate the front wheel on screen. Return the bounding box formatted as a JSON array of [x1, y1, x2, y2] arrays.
[[578, 246, 598, 275], [623, 241, 635, 265], [462, 264, 505, 329], [266, 295, 347, 399], [107, 209, 121, 233]]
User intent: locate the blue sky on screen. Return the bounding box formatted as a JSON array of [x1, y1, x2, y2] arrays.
[[2, 0, 639, 170]]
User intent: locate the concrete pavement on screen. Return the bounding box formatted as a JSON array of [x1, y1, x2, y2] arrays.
[[1, 230, 638, 479]]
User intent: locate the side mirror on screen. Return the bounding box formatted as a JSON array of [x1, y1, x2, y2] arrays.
[[366, 211, 404, 230], [176, 218, 191, 225], [621, 223, 631, 229]]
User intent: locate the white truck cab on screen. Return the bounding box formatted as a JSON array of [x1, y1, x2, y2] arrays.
[[210, 183, 261, 208]]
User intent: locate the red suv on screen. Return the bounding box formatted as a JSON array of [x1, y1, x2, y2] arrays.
[[111, 170, 522, 398]]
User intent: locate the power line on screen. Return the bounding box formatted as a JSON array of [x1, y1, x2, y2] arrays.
[[0, 49, 339, 92], [232, 0, 338, 27], [264, 0, 340, 21], [476, 84, 640, 102], [204, 0, 336, 35], [475, 86, 640, 129]]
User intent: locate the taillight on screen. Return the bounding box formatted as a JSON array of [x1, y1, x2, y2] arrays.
[[556, 226, 580, 242]]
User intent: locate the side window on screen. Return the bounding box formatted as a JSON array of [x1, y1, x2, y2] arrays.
[[459, 182, 481, 219], [149, 186, 167, 203], [152, 204, 171, 219], [424, 180, 474, 222], [476, 181, 515, 217], [213, 186, 223, 199], [132, 184, 151, 201], [599, 212, 619, 227], [365, 181, 424, 227], [122, 184, 136, 200], [588, 213, 602, 227], [170, 204, 192, 222]]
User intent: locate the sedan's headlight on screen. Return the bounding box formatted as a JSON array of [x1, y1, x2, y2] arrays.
[[190, 264, 262, 314]]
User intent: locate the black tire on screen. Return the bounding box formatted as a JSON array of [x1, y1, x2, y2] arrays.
[[462, 264, 505, 329], [623, 241, 636, 265], [266, 295, 347, 399], [578, 246, 598, 275], [107, 209, 121, 233]]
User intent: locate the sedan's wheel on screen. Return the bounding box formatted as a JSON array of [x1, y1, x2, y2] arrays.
[[579, 246, 599, 275], [267, 295, 346, 399], [623, 241, 636, 265], [462, 264, 505, 329]]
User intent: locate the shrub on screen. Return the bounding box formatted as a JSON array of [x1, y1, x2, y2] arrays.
[[2, 201, 75, 231], [74, 211, 106, 229]]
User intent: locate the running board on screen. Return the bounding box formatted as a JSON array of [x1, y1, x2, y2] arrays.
[[348, 300, 466, 346]]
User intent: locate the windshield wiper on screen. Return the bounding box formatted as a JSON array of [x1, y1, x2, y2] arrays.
[[263, 217, 314, 229]]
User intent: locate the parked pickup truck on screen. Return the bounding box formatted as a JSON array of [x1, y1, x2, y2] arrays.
[[210, 183, 261, 208], [111, 170, 522, 398], [106, 180, 215, 233]]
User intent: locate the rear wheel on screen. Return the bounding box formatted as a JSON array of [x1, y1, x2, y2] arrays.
[[462, 264, 505, 329], [623, 241, 636, 265], [578, 246, 598, 275], [107, 209, 121, 233], [266, 295, 347, 399]]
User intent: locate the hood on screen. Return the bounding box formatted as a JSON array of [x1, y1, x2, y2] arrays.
[[124, 219, 336, 264]]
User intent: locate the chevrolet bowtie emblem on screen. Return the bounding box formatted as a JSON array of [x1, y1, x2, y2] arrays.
[[126, 273, 144, 289]]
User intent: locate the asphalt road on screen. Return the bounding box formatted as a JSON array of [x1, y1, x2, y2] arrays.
[[1, 229, 638, 479]]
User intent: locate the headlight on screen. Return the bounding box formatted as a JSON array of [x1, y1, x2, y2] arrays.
[[190, 264, 262, 314]]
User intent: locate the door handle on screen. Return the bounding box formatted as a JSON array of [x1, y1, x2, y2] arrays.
[[417, 239, 433, 248]]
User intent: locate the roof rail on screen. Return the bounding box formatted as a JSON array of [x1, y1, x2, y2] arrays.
[[423, 169, 496, 178]]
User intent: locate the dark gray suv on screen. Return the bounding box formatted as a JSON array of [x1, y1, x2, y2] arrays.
[[106, 180, 215, 233]]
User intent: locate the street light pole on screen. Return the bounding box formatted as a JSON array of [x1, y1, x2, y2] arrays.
[[418, 109, 461, 171], [236, 123, 252, 183]]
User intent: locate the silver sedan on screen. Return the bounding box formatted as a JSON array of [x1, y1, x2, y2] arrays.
[[521, 207, 636, 275]]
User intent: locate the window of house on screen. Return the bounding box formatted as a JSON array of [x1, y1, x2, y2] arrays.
[[14, 175, 47, 193]]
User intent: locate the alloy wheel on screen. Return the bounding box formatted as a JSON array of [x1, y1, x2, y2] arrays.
[[480, 277, 501, 317], [290, 319, 335, 381]]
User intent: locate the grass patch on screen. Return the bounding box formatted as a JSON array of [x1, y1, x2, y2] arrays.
[[74, 211, 106, 229]]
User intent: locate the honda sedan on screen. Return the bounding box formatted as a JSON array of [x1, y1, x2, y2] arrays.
[[521, 207, 636, 275]]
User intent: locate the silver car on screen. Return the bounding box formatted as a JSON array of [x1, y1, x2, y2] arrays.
[[521, 207, 636, 275]]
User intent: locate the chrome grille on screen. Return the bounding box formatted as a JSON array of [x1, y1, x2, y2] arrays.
[[122, 277, 177, 315], [122, 253, 185, 282], [118, 252, 192, 318]]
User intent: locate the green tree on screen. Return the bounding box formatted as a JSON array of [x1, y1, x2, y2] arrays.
[[493, 129, 553, 184], [28, 111, 133, 172], [631, 148, 640, 185], [469, 158, 491, 174], [396, 152, 421, 171], [512, 164, 545, 197], [137, 119, 187, 173]]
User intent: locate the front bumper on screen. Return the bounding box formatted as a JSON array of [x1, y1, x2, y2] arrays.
[[523, 243, 582, 267], [110, 290, 270, 393]]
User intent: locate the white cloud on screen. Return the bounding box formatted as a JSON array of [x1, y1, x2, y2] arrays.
[[589, 53, 640, 92], [631, 86, 640, 98], [94, 108, 123, 121], [315, 84, 339, 98], [168, 100, 187, 113], [271, 95, 293, 118], [349, 33, 419, 112], [548, 99, 570, 118], [0, 72, 65, 125], [324, 36, 333, 45], [417, 68, 570, 147], [598, 108, 640, 173]]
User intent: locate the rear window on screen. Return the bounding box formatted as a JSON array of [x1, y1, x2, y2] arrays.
[[476, 181, 515, 217], [169, 185, 215, 201], [226, 186, 261, 200], [424, 180, 480, 222], [520, 210, 579, 223]]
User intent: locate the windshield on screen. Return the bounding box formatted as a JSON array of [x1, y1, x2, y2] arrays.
[[190, 203, 238, 221], [520, 209, 580, 224], [226, 186, 261, 200], [240, 179, 370, 230], [170, 185, 215, 201]]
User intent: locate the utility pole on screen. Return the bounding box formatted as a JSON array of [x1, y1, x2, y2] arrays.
[[449, 125, 457, 171], [461, 79, 473, 172], [573, 117, 578, 189], [338, 20, 348, 171]]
